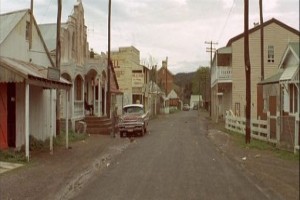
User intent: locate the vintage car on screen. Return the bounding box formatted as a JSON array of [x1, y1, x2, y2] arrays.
[[118, 104, 149, 137], [183, 104, 190, 111]]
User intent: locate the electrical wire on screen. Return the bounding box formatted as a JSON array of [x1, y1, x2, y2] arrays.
[[217, 0, 236, 43]]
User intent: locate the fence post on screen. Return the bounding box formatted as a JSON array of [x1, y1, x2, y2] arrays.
[[267, 111, 270, 141], [295, 114, 299, 154], [276, 111, 280, 144]]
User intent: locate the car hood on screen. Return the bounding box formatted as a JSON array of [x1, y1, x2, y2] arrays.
[[122, 113, 143, 120]]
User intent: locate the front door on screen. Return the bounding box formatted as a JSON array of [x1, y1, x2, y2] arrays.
[[7, 83, 16, 147]]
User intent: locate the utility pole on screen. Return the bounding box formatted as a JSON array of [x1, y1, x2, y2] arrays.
[[205, 41, 217, 116], [244, 0, 251, 144], [56, 0, 62, 135], [107, 0, 111, 118], [259, 0, 264, 81]]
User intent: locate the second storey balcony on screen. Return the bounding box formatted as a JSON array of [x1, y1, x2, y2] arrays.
[[211, 66, 232, 87], [211, 46, 232, 87]]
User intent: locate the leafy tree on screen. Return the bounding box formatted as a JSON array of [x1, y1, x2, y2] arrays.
[[192, 67, 210, 100]]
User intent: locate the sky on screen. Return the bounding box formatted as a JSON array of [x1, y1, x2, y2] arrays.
[[0, 0, 299, 74]]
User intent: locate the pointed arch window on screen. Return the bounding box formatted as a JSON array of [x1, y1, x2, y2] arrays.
[[72, 32, 75, 51]]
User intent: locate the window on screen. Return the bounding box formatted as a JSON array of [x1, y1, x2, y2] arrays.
[[235, 102, 240, 117], [75, 76, 82, 100], [267, 45, 274, 63], [72, 32, 75, 51], [26, 21, 30, 40]]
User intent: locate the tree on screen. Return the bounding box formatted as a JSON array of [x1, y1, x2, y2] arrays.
[[192, 67, 210, 100]]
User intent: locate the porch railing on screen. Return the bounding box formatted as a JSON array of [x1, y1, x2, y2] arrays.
[[211, 66, 232, 86], [74, 100, 84, 118]]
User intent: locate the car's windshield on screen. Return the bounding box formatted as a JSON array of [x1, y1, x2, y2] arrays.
[[123, 106, 144, 114]]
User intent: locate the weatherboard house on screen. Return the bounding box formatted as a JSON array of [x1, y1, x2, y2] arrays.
[[258, 42, 299, 152], [0, 9, 71, 160], [211, 18, 299, 123]]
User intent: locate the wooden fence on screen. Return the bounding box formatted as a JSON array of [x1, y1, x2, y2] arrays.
[[225, 111, 299, 153], [225, 113, 276, 144]]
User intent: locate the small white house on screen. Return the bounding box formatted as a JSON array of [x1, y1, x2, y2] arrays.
[[190, 95, 203, 108]]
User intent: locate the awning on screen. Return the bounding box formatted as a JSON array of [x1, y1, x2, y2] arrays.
[[0, 56, 71, 90]]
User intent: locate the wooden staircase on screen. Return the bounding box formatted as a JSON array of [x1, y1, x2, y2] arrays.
[[84, 116, 113, 135]]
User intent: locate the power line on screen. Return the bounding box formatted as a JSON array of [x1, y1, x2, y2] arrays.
[[217, 0, 236, 43], [205, 41, 218, 67]]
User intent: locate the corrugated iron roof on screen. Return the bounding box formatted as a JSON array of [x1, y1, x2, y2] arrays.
[[0, 9, 27, 44], [39, 23, 68, 52], [280, 66, 298, 81], [0, 57, 71, 89], [258, 71, 283, 85]]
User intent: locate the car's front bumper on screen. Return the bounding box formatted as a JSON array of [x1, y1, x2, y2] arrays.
[[118, 122, 144, 133]]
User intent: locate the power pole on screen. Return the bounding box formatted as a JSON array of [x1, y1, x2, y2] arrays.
[[244, 0, 251, 144], [205, 41, 217, 116], [107, 0, 111, 118], [259, 0, 264, 81], [56, 0, 62, 135]]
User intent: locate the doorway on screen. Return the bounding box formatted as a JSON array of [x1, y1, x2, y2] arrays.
[[7, 83, 16, 147]]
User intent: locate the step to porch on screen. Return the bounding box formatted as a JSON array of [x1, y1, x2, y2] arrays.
[[84, 116, 113, 135]]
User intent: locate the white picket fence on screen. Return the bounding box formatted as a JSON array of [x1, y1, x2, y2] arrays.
[[225, 111, 277, 144], [225, 111, 300, 153]]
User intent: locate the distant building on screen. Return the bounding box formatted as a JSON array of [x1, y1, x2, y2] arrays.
[[190, 95, 203, 108], [110, 46, 150, 112], [157, 57, 174, 95]]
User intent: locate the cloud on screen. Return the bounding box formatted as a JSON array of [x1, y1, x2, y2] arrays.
[[1, 0, 299, 74]]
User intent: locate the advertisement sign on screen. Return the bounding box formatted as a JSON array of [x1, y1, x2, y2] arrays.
[[132, 72, 144, 87]]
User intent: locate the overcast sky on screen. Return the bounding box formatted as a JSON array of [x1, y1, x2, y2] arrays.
[[1, 0, 299, 74]]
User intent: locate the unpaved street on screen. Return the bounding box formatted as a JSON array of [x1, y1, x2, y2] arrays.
[[71, 111, 280, 200]]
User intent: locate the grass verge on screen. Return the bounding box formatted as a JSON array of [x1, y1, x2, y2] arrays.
[[0, 131, 88, 163], [226, 130, 299, 161]]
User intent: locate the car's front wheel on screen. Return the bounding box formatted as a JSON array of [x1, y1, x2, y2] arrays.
[[120, 132, 124, 138], [141, 128, 145, 136]]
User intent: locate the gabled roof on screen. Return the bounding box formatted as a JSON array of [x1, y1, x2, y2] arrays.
[[0, 9, 55, 68], [157, 66, 173, 76], [167, 89, 178, 99], [226, 18, 300, 47], [0, 9, 27, 44], [278, 42, 300, 69], [280, 66, 298, 81], [39, 23, 67, 52]]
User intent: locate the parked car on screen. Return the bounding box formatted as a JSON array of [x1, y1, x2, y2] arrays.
[[118, 104, 149, 137], [183, 104, 190, 111]]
